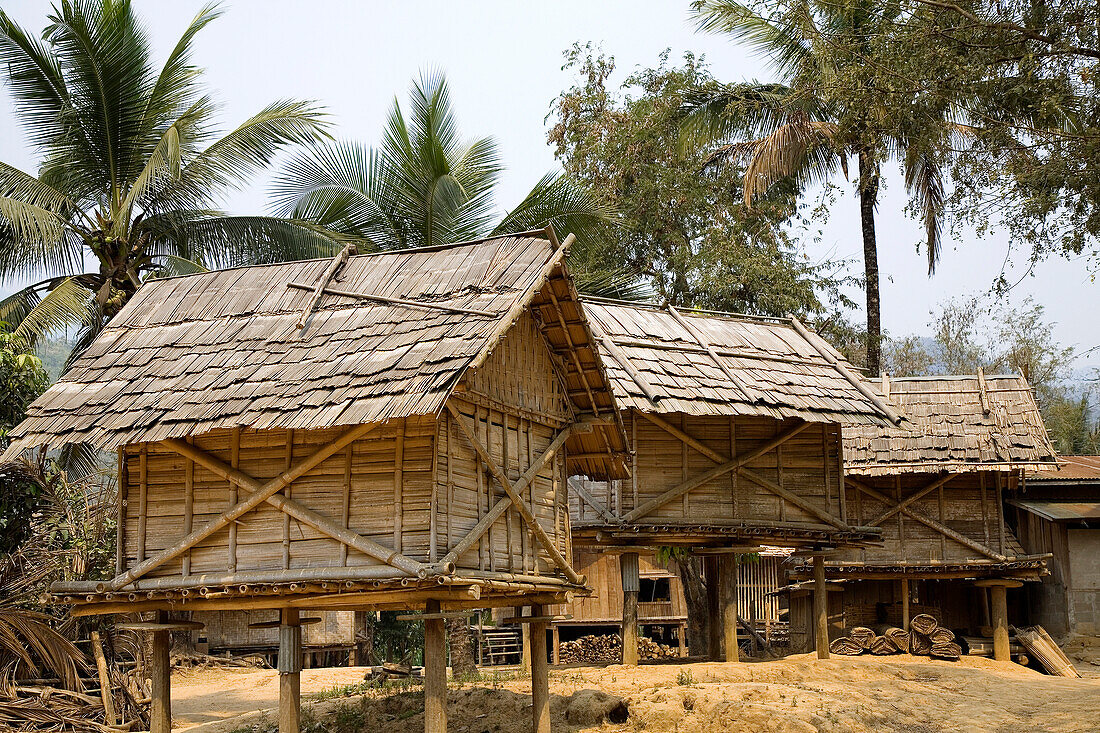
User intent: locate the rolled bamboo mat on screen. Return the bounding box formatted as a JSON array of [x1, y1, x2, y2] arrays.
[[869, 636, 898, 655], [1016, 626, 1080, 678], [930, 627, 955, 644], [830, 637, 864, 655], [930, 641, 962, 660], [849, 626, 876, 650], [910, 632, 933, 656], [884, 627, 910, 652], [909, 614, 938, 636]]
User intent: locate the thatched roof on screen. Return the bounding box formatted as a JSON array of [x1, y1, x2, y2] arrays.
[[8, 231, 627, 477], [581, 298, 898, 425], [844, 373, 1057, 476]]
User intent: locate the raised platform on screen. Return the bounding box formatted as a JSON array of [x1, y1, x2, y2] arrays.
[[572, 521, 882, 550], [788, 554, 1049, 581]]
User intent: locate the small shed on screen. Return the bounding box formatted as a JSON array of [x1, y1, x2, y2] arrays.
[[8, 229, 627, 733], [1010, 456, 1100, 637], [558, 299, 899, 662], [797, 372, 1058, 660]]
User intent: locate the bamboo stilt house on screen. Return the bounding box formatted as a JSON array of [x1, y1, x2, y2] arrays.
[[6, 228, 627, 733], [791, 372, 1058, 660], [559, 298, 900, 662]]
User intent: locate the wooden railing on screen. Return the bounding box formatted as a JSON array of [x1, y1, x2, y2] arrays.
[[638, 600, 676, 619]]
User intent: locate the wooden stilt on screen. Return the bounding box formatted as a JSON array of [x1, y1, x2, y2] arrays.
[[530, 603, 550, 733], [719, 554, 739, 662], [620, 552, 640, 665], [990, 584, 1010, 662], [551, 625, 560, 665], [520, 606, 532, 674], [424, 599, 447, 733], [150, 611, 171, 733], [705, 556, 721, 660], [900, 578, 910, 631], [279, 608, 302, 733], [813, 555, 829, 659], [677, 622, 687, 658]]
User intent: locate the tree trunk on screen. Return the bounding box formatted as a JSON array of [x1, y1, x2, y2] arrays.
[[446, 618, 478, 678], [858, 150, 882, 376], [672, 555, 709, 655]]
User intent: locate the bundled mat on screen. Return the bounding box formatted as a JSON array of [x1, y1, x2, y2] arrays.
[[909, 614, 938, 636], [849, 627, 877, 650], [910, 631, 933, 655], [884, 627, 910, 652], [1016, 626, 1081, 678], [869, 635, 898, 655], [830, 636, 864, 655], [930, 641, 962, 660], [930, 627, 956, 644]]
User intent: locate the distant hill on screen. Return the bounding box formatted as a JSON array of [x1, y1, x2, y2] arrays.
[[38, 337, 75, 383]]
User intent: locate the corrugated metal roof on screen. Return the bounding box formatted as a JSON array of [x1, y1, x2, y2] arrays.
[[844, 373, 1058, 475], [581, 299, 895, 425], [6, 233, 627, 476], [1009, 499, 1100, 522], [1025, 456, 1100, 482]]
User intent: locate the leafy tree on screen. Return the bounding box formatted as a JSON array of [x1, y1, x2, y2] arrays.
[[0, 1, 341, 360], [548, 46, 851, 317], [680, 0, 973, 374], [0, 328, 49, 554], [271, 72, 638, 298]]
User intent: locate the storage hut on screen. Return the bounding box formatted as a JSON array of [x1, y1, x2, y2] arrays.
[[797, 372, 1058, 661], [560, 299, 900, 663], [1009, 457, 1100, 637], [6, 229, 628, 733]]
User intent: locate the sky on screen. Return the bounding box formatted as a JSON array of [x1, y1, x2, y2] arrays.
[[0, 0, 1096, 375]]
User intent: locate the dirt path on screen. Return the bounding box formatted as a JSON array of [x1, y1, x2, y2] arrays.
[[174, 654, 1100, 733]]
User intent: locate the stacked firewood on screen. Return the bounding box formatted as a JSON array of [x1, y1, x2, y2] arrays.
[[829, 614, 961, 661], [557, 634, 679, 664]]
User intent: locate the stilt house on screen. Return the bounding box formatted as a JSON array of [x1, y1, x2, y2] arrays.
[[555, 299, 900, 662], [1010, 457, 1100, 637], [794, 372, 1057, 660], [7, 229, 628, 733]]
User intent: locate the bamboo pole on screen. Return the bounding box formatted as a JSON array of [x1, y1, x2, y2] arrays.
[[867, 473, 955, 527], [666, 303, 754, 403], [446, 405, 585, 585], [295, 243, 356, 329], [597, 335, 662, 404], [109, 423, 381, 589], [90, 631, 116, 726], [289, 280, 497, 318]]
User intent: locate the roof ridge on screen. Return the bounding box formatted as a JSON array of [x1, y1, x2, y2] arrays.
[[581, 296, 794, 327]]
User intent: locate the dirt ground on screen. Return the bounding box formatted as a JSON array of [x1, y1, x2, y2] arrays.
[[173, 647, 1100, 733]]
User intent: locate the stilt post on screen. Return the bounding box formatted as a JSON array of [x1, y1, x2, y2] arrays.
[[705, 555, 721, 660], [719, 553, 739, 662], [990, 584, 1010, 662], [530, 603, 550, 733], [424, 599, 447, 733], [900, 578, 910, 631], [620, 552, 640, 665], [519, 605, 532, 674], [279, 608, 302, 733], [813, 554, 829, 659], [551, 625, 560, 666], [150, 611, 171, 733]]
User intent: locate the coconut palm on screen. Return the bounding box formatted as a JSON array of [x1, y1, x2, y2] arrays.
[[0, 1, 344, 359], [682, 0, 967, 374], [270, 72, 641, 299]]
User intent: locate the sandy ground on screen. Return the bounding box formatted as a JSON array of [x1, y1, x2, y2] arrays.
[[172, 651, 1100, 733]]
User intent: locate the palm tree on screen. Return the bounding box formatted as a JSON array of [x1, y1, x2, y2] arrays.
[[270, 72, 640, 299], [682, 0, 966, 374], [0, 1, 343, 358]]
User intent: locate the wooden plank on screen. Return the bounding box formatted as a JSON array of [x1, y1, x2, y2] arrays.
[[394, 424, 404, 554], [228, 428, 240, 573], [138, 445, 148, 563]]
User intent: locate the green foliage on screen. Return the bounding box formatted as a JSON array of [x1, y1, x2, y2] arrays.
[[272, 72, 642, 299], [0, 0, 340, 358], [0, 328, 49, 553], [548, 46, 852, 317]]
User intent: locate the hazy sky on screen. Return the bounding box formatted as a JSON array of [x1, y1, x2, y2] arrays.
[[0, 0, 1096, 373]]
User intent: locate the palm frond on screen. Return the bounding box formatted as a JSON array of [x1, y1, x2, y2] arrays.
[[55, 442, 102, 483], [0, 9, 71, 153], [9, 277, 95, 352], [0, 608, 85, 689], [0, 162, 80, 220], [572, 267, 654, 301], [142, 3, 222, 133], [152, 253, 209, 277], [903, 146, 945, 275], [690, 0, 814, 79], [146, 212, 346, 267], [494, 171, 616, 245], [738, 116, 844, 204]]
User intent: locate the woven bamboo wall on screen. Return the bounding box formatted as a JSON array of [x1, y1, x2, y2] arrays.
[[838, 472, 1022, 563], [570, 412, 842, 526], [117, 309, 572, 585], [195, 610, 354, 648]]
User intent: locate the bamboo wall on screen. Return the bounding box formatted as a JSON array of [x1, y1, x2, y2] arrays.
[[116, 312, 572, 587], [838, 472, 1019, 564], [571, 412, 843, 528], [194, 610, 354, 648]]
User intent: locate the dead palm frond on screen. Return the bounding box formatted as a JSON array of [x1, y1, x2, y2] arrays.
[[0, 608, 86, 690]]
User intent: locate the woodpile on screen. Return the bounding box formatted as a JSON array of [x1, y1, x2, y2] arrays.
[[829, 615, 960, 661], [364, 662, 423, 684], [557, 634, 678, 665]]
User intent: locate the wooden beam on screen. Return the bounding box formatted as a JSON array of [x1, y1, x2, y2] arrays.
[[977, 367, 991, 415], [620, 552, 640, 665], [666, 304, 755, 402], [787, 316, 903, 424], [847, 478, 1006, 561], [446, 405, 585, 585], [866, 473, 956, 527], [110, 423, 380, 590], [440, 421, 573, 568], [544, 285, 600, 416], [598, 336, 662, 404], [568, 477, 620, 524], [737, 467, 853, 531], [289, 280, 497, 319], [295, 242, 356, 329], [990, 583, 1009, 662], [622, 421, 813, 523]]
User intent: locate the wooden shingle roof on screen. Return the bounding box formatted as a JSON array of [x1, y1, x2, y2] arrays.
[[844, 373, 1057, 476], [581, 299, 899, 425], [8, 231, 627, 476]]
